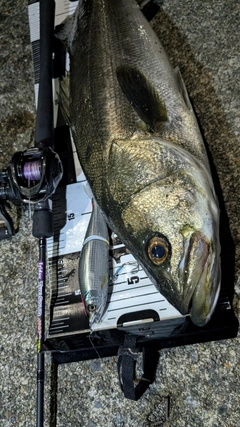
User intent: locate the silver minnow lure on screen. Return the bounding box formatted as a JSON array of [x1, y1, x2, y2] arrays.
[[79, 197, 109, 326]]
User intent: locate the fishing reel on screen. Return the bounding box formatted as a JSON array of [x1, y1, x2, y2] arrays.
[[0, 147, 63, 204], [0, 146, 63, 239]]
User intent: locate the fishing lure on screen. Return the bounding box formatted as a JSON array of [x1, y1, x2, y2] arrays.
[[79, 197, 109, 326]]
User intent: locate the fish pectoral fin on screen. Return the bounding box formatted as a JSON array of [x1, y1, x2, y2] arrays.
[[174, 66, 193, 111], [116, 66, 168, 131]]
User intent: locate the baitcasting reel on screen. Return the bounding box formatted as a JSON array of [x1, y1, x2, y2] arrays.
[[0, 146, 63, 238]]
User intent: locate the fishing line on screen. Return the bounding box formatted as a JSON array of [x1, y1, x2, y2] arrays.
[[23, 160, 41, 181], [112, 261, 139, 282], [88, 332, 102, 361]]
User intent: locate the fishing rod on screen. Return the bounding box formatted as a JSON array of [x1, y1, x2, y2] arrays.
[[33, 1, 57, 426], [0, 0, 61, 425]]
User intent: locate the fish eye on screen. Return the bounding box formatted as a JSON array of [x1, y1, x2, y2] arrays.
[[147, 236, 169, 265]]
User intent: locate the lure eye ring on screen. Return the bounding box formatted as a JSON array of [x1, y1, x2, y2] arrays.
[[147, 236, 169, 265], [87, 304, 96, 313]]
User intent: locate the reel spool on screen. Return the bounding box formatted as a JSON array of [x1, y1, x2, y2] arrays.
[[0, 147, 63, 204]]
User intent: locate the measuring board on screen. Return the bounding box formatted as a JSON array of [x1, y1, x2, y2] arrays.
[[28, 1, 238, 355], [47, 177, 184, 337]]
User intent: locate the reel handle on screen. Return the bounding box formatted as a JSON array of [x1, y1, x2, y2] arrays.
[[0, 202, 15, 240]]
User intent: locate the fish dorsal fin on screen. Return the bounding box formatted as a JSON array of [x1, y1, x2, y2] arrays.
[[116, 66, 168, 131], [57, 72, 71, 126], [55, 1, 88, 52], [55, 13, 77, 52], [174, 66, 193, 111], [137, 0, 161, 21]]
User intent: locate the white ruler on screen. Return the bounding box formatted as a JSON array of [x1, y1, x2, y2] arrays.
[[47, 179, 182, 334]]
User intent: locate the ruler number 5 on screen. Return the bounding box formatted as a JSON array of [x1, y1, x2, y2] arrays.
[[127, 276, 139, 285], [68, 213, 75, 221]]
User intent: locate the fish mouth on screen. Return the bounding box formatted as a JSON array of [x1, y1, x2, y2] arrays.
[[179, 231, 221, 326]]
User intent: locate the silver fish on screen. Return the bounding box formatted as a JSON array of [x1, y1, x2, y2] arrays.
[[79, 197, 109, 326], [56, 0, 221, 326]]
